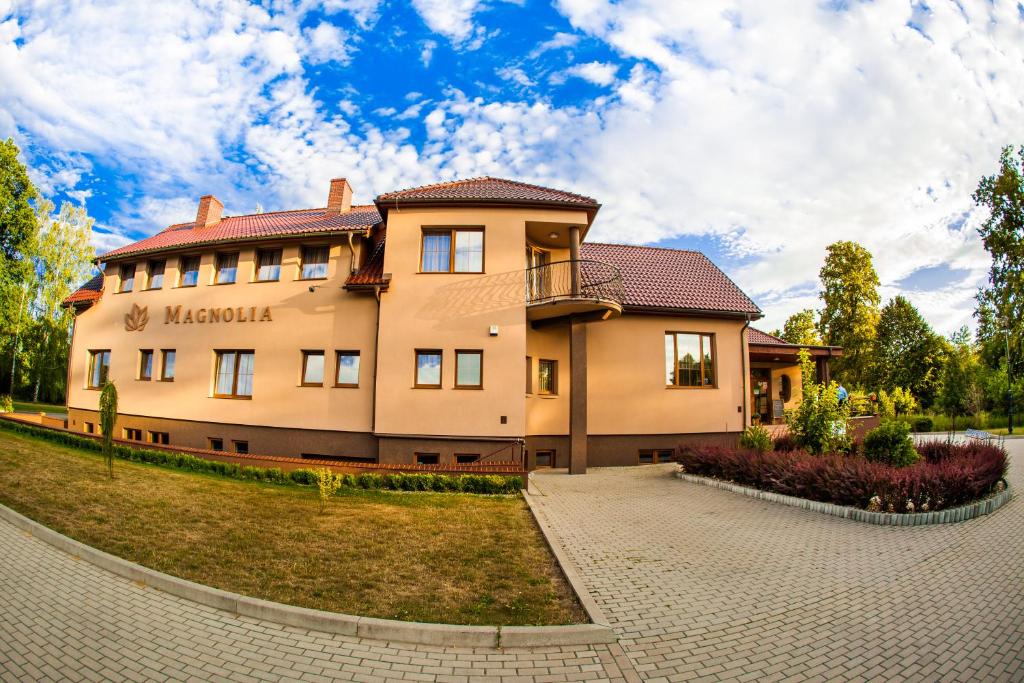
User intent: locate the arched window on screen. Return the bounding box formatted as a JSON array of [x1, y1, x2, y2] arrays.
[[780, 375, 792, 402]]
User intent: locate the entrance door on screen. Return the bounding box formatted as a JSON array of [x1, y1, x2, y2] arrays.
[[751, 368, 771, 425]]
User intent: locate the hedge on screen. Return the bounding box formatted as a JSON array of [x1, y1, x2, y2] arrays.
[[0, 418, 522, 495], [677, 440, 1007, 513]]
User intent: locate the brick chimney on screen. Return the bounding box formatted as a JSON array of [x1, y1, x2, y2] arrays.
[[195, 195, 223, 229], [327, 178, 353, 214]]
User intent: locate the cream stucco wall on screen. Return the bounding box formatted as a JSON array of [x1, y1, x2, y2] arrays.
[[373, 206, 589, 438], [587, 315, 749, 435], [525, 324, 570, 435], [771, 364, 803, 412], [67, 240, 379, 436]]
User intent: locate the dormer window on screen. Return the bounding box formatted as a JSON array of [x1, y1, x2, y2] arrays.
[[118, 263, 136, 292]]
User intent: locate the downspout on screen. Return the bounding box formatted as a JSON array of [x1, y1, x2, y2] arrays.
[[370, 284, 383, 439], [347, 232, 357, 275], [740, 314, 751, 430]]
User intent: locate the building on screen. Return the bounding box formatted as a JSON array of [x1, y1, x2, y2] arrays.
[[63, 177, 837, 471]]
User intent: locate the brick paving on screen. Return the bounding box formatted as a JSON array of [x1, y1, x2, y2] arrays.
[[528, 439, 1024, 682], [1, 442, 1022, 682]]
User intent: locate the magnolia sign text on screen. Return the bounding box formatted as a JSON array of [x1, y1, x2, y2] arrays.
[[164, 305, 273, 325]]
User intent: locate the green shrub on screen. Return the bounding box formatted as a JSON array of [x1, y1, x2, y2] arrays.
[[788, 349, 852, 454], [739, 425, 773, 452], [910, 416, 934, 433], [0, 395, 12, 413], [862, 420, 920, 467], [0, 418, 522, 495]]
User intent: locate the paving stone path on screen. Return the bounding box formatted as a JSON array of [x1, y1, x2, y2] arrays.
[[1, 440, 1021, 682], [528, 439, 1024, 682]]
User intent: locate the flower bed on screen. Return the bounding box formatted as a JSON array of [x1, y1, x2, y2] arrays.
[[676, 440, 1007, 513]]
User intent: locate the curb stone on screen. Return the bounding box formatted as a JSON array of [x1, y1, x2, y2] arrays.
[[0, 502, 613, 648], [673, 471, 1012, 526]]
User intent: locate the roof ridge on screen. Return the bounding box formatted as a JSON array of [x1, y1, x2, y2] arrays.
[[377, 176, 597, 204], [583, 241, 702, 255]]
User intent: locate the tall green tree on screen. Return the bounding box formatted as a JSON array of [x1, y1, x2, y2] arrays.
[[973, 145, 1024, 388], [868, 296, 947, 408], [818, 241, 880, 387], [778, 309, 822, 345], [937, 327, 984, 428], [0, 138, 39, 394], [23, 200, 96, 403]]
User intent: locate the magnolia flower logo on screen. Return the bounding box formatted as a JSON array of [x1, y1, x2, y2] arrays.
[[124, 304, 149, 332]]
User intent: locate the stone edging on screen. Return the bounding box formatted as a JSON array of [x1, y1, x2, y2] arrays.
[[674, 471, 1013, 526], [0, 503, 615, 648]]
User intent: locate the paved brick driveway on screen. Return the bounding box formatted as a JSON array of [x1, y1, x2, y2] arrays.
[[528, 439, 1024, 682], [1, 442, 1021, 682]]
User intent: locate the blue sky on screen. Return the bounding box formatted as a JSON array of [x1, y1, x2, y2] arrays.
[[2, 0, 1023, 333]]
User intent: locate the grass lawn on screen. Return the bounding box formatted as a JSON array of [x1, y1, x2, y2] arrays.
[[0, 430, 584, 625], [11, 399, 66, 415]]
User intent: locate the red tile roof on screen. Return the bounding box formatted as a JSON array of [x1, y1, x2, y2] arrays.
[[345, 229, 389, 288], [62, 272, 104, 308], [99, 205, 381, 262], [377, 176, 598, 208], [747, 328, 790, 345], [580, 243, 762, 317]]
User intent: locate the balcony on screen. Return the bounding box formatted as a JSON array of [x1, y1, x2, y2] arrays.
[[525, 259, 625, 322]]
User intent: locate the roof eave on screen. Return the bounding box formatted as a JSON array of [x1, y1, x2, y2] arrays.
[[98, 226, 378, 263], [374, 196, 600, 219], [623, 305, 764, 320]]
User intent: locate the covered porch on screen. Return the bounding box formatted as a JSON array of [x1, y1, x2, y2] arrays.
[[747, 328, 843, 426]]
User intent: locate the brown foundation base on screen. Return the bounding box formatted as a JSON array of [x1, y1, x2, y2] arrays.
[[66, 408, 740, 469], [67, 408, 378, 461]]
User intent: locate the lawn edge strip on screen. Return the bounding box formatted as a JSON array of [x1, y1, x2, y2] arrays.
[[674, 470, 1013, 526], [521, 481, 618, 646], [0, 502, 615, 648]]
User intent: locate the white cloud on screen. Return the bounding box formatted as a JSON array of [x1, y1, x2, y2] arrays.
[[420, 39, 437, 66], [497, 65, 535, 87], [529, 31, 579, 58], [563, 60, 618, 86], [302, 21, 353, 65], [410, 0, 518, 46]]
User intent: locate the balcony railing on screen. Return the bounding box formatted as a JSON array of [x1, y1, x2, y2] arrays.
[[525, 259, 625, 310]]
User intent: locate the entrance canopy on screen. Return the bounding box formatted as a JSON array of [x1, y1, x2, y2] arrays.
[[747, 328, 843, 383]]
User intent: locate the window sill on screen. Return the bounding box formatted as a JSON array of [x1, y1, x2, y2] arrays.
[[174, 284, 199, 289], [158, 378, 175, 383], [417, 271, 485, 275], [297, 276, 329, 282], [666, 385, 718, 390], [114, 290, 133, 295], [299, 383, 325, 388], [210, 281, 237, 286], [250, 278, 281, 284], [333, 383, 359, 388], [211, 395, 253, 400], [143, 287, 163, 292], [413, 385, 442, 390], [454, 385, 483, 390]]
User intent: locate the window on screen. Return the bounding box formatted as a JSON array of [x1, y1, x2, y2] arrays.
[[665, 332, 716, 387], [139, 349, 154, 381], [335, 351, 360, 387], [147, 260, 165, 289], [214, 350, 255, 398], [118, 263, 136, 292], [123, 428, 143, 441], [215, 252, 239, 284], [160, 349, 175, 381], [87, 350, 111, 389], [179, 255, 200, 287], [535, 450, 554, 467], [83, 422, 95, 434], [526, 356, 533, 394], [300, 245, 329, 280], [301, 350, 325, 386], [538, 359, 558, 395], [420, 228, 484, 273], [455, 350, 483, 389], [415, 453, 440, 465], [149, 431, 169, 445], [456, 454, 479, 464], [256, 249, 282, 281], [415, 350, 443, 388], [640, 449, 675, 464], [233, 440, 249, 454], [208, 437, 224, 451]]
